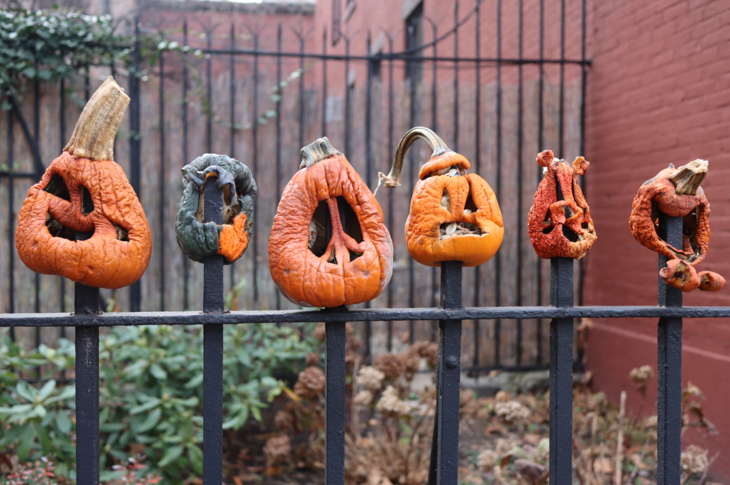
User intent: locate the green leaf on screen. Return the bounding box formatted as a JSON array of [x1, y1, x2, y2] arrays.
[[0, 423, 27, 447], [150, 363, 167, 380], [157, 444, 184, 467], [129, 398, 160, 414], [137, 408, 161, 433], [185, 373, 204, 389], [15, 381, 36, 402], [56, 410, 71, 434], [16, 424, 35, 461], [38, 379, 56, 400], [33, 421, 51, 455], [188, 443, 203, 475]]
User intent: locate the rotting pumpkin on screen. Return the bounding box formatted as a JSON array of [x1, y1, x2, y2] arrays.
[[629, 159, 724, 292], [378, 126, 504, 267], [15, 77, 152, 289], [269, 137, 393, 308], [527, 150, 596, 260], [176, 154, 257, 264]]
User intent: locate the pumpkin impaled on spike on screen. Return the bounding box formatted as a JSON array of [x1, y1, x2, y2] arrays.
[[527, 150, 596, 260], [176, 154, 257, 264], [379, 127, 504, 267], [268, 137, 393, 308], [15, 77, 152, 289], [629, 159, 724, 292]]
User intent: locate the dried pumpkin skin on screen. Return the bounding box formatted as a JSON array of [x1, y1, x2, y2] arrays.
[[380, 127, 503, 267], [629, 160, 724, 292], [176, 154, 257, 264], [15, 77, 152, 289], [527, 150, 596, 260], [269, 137, 393, 308]]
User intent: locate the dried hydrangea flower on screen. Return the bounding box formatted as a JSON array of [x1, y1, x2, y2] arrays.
[[680, 445, 709, 475], [374, 354, 405, 381], [356, 366, 385, 390], [294, 366, 325, 400], [477, 449, 498, 472], [494, 400, 531, 424], [629, 365, 655, 384], [353, 390, 374, 407], [263, 435, 291, 465], [376, 386, 413, 417]]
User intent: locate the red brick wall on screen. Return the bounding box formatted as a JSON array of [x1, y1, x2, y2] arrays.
[[582, 0, 730, 478]]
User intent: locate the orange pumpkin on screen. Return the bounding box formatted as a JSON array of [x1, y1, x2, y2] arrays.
[[268, 137, 393, 308], [379, 127, 503, 267], [15, 77, 152, 289]]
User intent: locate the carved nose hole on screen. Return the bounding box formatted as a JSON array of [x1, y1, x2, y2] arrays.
[[562, 225, 579, 242], [441, 188, 450, 211], [46, 212, 76, 240], [309, 199, 331, 257], [336, 196, 364, 261], [464, 191, 477, 213], [44, 174, 71, 201], [81, 186, 94, 215]]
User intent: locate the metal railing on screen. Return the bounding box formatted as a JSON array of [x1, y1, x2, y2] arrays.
[[3, 205, 729, 484]]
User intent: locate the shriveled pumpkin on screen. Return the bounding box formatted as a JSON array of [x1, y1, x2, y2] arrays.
[[629, 159, 724, 292], [269, 137, 393, 308], [15, 77, 152, 289], [527, 150, 596, 260], [378, 126, 503, 267], [176, 154, 257, 263]]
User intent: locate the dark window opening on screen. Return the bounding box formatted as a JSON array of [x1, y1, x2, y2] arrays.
[[405, 3, 424, 83], [332, 0, 342, 46]]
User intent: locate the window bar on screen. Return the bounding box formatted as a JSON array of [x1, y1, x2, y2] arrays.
[[656, 212, 682, 484], [494, 0, 502, 367], [252, 32, 260, 306], [275, 24, 283, 311], [129, 19, 142, 312], [549, 255, 573, 484], [386, 34, 394, 352], [428, 260, 463, 485], [75, 188, 101, 485], [203, 176, 225, 484], [159, 49, 166, 311], [182, 19, 190, 311], [365, 31, 373, 363]]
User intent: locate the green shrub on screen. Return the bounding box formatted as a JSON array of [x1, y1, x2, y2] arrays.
[[0, 322, 319, 484]]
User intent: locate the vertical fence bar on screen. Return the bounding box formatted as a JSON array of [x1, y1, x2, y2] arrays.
[[159, 50, 166, 311], [473, 0, 480, 370], [252, 33, 260, 306], [75, 188, 101, 485], [428, 260, 463, 485], [203, 176, 225, 484], [656, 213, 683, 485], [365, 31, 373, 362], [578, 0, 588, 308], [344, 38, 351, 157], [182, 20, 190, 311], [536, 0, 545, 365], [129, 19, 142, 312], [430, 21, 438, 339], [494, 0, 502, 367], [275, 24, 283, 311], [206, 32, 213, 153], [549, 255, 573, 484], [408, 18, 418, 344], [558, 0, 565, 158], [386, 35, 394, 352], [299, 33, 305, 150], [516, 0, 523, 365], [230, 23, 237, 290], [321, 30, 327, 136], [34, 77, 40, 321], [59, 79, 66, 316], [325, 315, 346, 485], [7, 110, 15, 340], [129, 20, 142, 312]]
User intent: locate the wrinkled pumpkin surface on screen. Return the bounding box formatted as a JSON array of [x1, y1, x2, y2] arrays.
[[269, 140, 393, 308], [16, 151, 152, 289]]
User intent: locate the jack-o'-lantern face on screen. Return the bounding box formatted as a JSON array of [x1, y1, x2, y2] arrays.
[[629, 159, 724, 292], [15, 78, 152, 289], [268, 137, 393, 308], [379, 127, 503, 267], [176, 154, 257, 264], [527, 150, 596, 260]]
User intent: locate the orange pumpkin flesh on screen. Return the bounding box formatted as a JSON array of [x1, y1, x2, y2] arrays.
[[381, 127, 503, 268], [15, 77, 152, 289], [269, 137, 393, 308]]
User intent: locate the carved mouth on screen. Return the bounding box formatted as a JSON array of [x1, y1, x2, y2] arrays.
[[440, 222, 482, 238]]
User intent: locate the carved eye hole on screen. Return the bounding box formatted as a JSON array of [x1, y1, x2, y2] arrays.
[[44, 174, 70, 201], [308, 197, 364, 262]]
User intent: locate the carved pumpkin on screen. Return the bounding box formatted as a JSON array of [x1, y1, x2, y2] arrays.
[[268, 137, 393, 308], [629, 160, 724, 292], [379, 127, 503, 267], [176, 154, 257, 263], [15, 78, 152, 289], [527, 150, 596, 260]]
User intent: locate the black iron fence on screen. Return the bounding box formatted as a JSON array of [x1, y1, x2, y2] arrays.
[[2, 0, 589, 374]]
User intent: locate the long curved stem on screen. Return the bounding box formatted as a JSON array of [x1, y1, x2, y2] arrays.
[[380, 126, 454, 189]]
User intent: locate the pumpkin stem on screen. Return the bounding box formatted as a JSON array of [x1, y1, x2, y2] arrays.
[[669, 159, 708, 195], [379, 126, 454, 191], [64, 77, 130, 162], [300, 137, 342, 168]]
